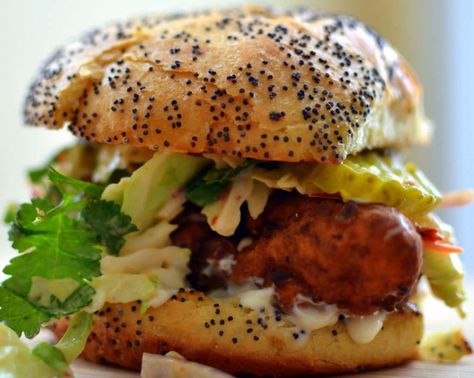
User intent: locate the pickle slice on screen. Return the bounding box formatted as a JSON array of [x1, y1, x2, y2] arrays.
[[423, 249, 466, 316], [306, 152, 441, 217], [254, 151, 441, 218]]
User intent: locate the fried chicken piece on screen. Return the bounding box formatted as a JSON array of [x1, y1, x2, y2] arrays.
[[172, 192, 423, 315], [231, 192, 423, 315], [171, 207, 238, 291]]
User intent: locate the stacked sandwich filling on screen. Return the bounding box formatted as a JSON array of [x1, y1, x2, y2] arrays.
[[21, 142, 465, 345]]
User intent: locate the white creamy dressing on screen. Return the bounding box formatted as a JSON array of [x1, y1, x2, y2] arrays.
[[285, 295, 339, 331], [239, 287, 275, 311], [217, 256, 236, 274], [225, 287, 388, 345], [345, 312, 386, 344], [202, 255, 236, 277], [208, 281, 263, 299]]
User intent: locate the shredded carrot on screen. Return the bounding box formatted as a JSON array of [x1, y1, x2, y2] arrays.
[[423, 240, 464, 254], [416, 226, 443, 242], [417, 226, 463, 254], [439, 190, 474, 208]]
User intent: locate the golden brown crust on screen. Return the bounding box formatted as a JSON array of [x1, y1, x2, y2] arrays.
[[25, 7, 430, 163], [51, 291, 423, 376], [230, 195, 423, 315]]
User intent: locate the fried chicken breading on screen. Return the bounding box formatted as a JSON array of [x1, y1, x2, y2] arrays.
[[172, 192, 423, 315]]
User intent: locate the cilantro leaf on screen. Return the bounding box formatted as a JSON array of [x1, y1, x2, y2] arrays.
[[28, 166, 50, 184], [27, 146, 72, 184], [82, 200, 138, 255], [3, 202, 18, 224], [0, 169, 136, 337], [48, 167, 104, 199], [186, 161, 255, 207], [0, 287, 50, 338]]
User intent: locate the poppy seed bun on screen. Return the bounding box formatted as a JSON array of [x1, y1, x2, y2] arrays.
[[51, 291, 423, 376], [24, 7, 430, 163]]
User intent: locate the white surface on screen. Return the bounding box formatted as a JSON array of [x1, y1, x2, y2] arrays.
[[72, 357, 474, 378]]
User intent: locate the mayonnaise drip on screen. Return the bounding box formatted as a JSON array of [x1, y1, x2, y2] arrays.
[[232, 288, 388, 345], [345, 312, 386, 344], [239, 287, 275, 311], [285, 295, 339, 330]]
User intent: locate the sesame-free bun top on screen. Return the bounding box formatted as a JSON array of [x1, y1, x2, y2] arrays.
[[24, 7, 430, 163]]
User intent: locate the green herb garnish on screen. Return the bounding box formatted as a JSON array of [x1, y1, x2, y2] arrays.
[[186, 161, 255, 207], [0, 168, 136, 338]]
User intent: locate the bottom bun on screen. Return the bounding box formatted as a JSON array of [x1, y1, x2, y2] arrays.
[[51, 290, 423, 377]]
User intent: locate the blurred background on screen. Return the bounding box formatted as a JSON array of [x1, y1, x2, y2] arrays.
[[0, 0, 473, 280]]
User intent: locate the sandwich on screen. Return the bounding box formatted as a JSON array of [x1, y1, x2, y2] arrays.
[[0, 6, 472, 377]]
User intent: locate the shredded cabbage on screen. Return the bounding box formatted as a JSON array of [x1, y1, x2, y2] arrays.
[[28, 277, 80, 308], [102, 247, 190, 281], [87, 274, 157, 312], [202, 174, 254, 237], [0, 324, 56, 378], [0, 312, 93, 378], [155, 190, 187, 221], [121, 221, 177, 256], [72, 214, 190, 312], [103, 152, 207, 229], [97, 245, 191, 309], [247, 181, 271, 219], [201, 168, 271, 237]]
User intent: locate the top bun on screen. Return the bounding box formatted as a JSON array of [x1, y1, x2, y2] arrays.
[[24, 6, 430, 163]]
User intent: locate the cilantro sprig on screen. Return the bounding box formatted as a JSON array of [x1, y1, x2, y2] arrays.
[[0, 168, 137, 338], [27, 147, 69, 184], [186, 161, 255, 207]]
